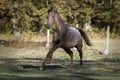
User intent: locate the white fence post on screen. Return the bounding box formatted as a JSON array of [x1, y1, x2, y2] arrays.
[[76, 24, 79, 28], [46, 29, 50, 48], [103, 26, 110, 55]]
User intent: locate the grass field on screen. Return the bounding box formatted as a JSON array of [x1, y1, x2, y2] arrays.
[[0, 39, 120, 80]]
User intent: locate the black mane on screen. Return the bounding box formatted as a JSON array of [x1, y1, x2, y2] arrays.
[[48, 8, 57, 13]]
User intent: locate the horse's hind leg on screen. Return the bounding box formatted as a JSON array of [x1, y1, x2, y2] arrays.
[[63, 48, 73, 69], [76, 44, 83, 68]]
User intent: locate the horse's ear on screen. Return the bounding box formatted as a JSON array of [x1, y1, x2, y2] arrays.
[[48, 7, 57, 13], [52, 9, 58, 13], [48, 8, 52, 13]]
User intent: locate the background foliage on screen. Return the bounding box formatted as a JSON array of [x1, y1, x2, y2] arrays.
[[0, 0, 120, 36]]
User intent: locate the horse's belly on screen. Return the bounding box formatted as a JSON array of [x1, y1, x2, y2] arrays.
[[63, 43, 76, 48], [62, 39, 80, 48]]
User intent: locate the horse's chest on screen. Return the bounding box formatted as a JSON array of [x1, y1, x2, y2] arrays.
[[52, 32, 62, 44]]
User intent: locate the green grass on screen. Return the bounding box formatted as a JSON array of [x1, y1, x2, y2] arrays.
[[0, 59, 120, 80], [0, 39, 120, 80]]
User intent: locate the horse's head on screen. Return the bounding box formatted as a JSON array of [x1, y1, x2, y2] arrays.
[[45, 9, 57, 29]]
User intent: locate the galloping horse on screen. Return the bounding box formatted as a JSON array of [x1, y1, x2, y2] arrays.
[[41, 9, 92, 70]]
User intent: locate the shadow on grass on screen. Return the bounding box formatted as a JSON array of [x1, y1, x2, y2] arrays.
[[0, 75, 60, 80], [21, 64, 64, 70], [0, 58, 120, 80]]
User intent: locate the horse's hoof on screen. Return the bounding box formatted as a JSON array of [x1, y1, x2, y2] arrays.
[[80, 65, 83, 69], [68, 67, 73, 71], [46, 60, 51, 64], [39, 67, 45, 71]]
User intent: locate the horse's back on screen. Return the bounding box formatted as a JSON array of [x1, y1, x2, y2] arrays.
[[62, 27, 82, 48], [69, 27, 80, 37]]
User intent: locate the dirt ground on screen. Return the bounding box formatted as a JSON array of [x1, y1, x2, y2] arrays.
[[0, 39, 120, 80]]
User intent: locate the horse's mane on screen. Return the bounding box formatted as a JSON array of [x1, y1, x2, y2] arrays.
[[48, 9, 69, 39], [48, 9, 68, 27], [48, 9, 57, 14]]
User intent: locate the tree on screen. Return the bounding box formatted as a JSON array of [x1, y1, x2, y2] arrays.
[[0, 0, 119, 35]]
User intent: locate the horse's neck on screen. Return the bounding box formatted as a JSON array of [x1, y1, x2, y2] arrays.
[[54, 16, 69, 39]]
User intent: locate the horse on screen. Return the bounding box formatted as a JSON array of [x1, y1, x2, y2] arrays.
[[41, 9, 92, 71]]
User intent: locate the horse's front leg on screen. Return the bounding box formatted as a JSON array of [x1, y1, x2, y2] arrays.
[[44, 48, 55, 64], [41, 43, 57, 71], [41, 40, 64, 71]]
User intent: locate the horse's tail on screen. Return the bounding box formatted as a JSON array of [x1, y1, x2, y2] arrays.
[[77, 28, 92, 46]]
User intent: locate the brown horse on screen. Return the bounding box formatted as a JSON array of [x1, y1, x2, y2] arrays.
[[41, 9, 92, 70]]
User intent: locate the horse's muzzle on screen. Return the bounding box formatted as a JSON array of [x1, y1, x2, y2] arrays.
[[45, 23, 50, 29]]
